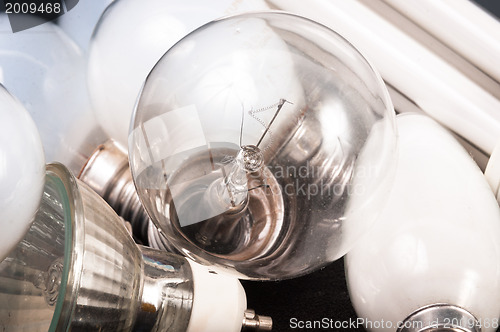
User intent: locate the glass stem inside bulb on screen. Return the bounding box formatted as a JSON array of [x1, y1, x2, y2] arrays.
[[184, 145, 266, 252], [210, 144, 265, 214], [216, 162, 249, 210]]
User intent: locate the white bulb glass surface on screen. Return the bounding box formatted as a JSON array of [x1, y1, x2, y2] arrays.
[[0, 14, 100, 170], [346, 114, 500, 332], [57, 0, 114, 53], [129, 12, 397, 279], [88, 0, 271, 147], [0, 85, 45, 261]]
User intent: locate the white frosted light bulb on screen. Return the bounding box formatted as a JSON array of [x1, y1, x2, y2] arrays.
[[87, 0, 272, 147], [129, 12, 397, 280], [346, 114, 500, 332], [0, 14, 101, 172], [0, 85, 45, 261]]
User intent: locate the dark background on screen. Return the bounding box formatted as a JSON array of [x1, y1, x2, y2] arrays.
[[242, 2, 500, 331], [474, 0, 500, 18]]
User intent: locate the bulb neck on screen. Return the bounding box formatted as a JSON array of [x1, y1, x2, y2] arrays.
[[79, 139, 150, 244], [134, 246, 194, 332], [398, 304, 481, 332]]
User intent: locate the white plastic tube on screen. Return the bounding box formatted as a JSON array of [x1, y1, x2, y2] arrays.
[[381, 0, 500, 83], [267, 0, 500, 155], [346, 114, 500, 332], [485, 142, 500, 202]]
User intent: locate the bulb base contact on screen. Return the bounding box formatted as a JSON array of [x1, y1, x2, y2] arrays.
[[398, 304, 481, 332], [242, 310, 273, 331]]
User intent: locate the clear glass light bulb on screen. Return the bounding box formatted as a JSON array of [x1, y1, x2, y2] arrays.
[[87, 0, 272, 148], [0, 85, 45, 261], [129, 12, 397, 280], [346, 114, 500, 332], [0, 163, 271, 332], [0, 14, 103, 173]]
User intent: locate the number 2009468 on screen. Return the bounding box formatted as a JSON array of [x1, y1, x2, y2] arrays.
[[5, 2, 61, 14]]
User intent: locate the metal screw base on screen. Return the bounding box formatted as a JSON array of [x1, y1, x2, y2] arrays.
[[398, 304, 481, 332], [78, 139, 150, 244]]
